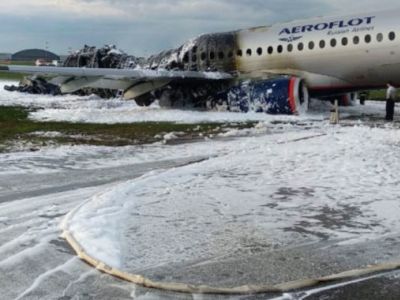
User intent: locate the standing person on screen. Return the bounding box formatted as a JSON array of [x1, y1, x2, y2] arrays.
[[386, 82, 397, 121]]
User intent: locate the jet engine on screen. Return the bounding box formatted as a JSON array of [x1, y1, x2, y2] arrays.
[[137, 76, 309, 115], [209, 77, 309, 115]]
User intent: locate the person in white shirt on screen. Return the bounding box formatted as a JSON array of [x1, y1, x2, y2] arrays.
[[386, 82, 397, 121]]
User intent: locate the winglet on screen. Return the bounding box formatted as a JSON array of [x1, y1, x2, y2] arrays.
[[0, 66, 9, 71]]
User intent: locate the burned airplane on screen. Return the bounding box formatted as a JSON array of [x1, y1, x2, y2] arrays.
[[2, 9, 400, 114]]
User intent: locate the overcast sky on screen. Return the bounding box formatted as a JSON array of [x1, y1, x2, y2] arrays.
[[0, 0, 399, 56]]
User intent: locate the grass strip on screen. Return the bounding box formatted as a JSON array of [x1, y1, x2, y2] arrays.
[[0, 106, 255, 151]]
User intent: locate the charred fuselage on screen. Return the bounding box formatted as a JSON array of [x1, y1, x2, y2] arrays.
[[140, 32, 241, 109], [146, 32, 239, 73]]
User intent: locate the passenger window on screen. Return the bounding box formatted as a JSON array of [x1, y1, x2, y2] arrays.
[[183, 52, 189, 63], [218, 51, 224, 60], [298, 42, 304, 51], [287, 44, 293, 52], [228, 51, 233, 58], [330, 39, 337, 47], [201, 52, 206, 61], [267, 46, 274, 54], [389, 31, 396, 41], [277, 45, 283, 53], [192, 54, 197, 62], [353, 36, 360, 45], [319, 40, 326, 49], [210, 52, 215, 60], [365, 34, 371, 43], [236, 49, 242, 57], [257, 47, 263, 55], [308, 41, 315, 50], [342, 37, 348, 46], [377, 33, 384, 42], [246, 49, 252, 56], [192, 46, 198, 53]]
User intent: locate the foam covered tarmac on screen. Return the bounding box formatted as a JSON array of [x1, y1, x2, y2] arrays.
[[63, 125, 400, 292], [2, 84, 400, 299]]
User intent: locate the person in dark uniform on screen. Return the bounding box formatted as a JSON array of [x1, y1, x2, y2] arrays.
[[386, 82, 397, 121]]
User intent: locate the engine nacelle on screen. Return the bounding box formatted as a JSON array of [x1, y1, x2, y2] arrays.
[[210, 77, 309, 115]]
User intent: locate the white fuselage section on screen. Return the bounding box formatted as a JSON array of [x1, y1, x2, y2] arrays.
[[235, 9, 400, 93]]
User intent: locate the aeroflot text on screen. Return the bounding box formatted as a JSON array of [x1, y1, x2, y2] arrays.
[[279, 16, 375, 35]]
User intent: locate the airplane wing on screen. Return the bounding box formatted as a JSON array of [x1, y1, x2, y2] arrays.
[[0, 65, 233, 99]]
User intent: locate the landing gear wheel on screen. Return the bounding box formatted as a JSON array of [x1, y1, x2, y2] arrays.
[[135, 94, 154, 107]]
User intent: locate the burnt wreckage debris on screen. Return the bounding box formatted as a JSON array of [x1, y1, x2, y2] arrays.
[[4, 77, 61, 96], [4, 34, 293, 113], [4, 45, 142, 98], [4, 33, 237, 107], [61, 45, 144, 98], [140, 33, 237, 109]]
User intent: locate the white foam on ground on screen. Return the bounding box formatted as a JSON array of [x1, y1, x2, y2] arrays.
[[0, 142, 215, 175], [64, 124, 400, 272], [32, 106, 303, 124], [2, 82, 400, 296]]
